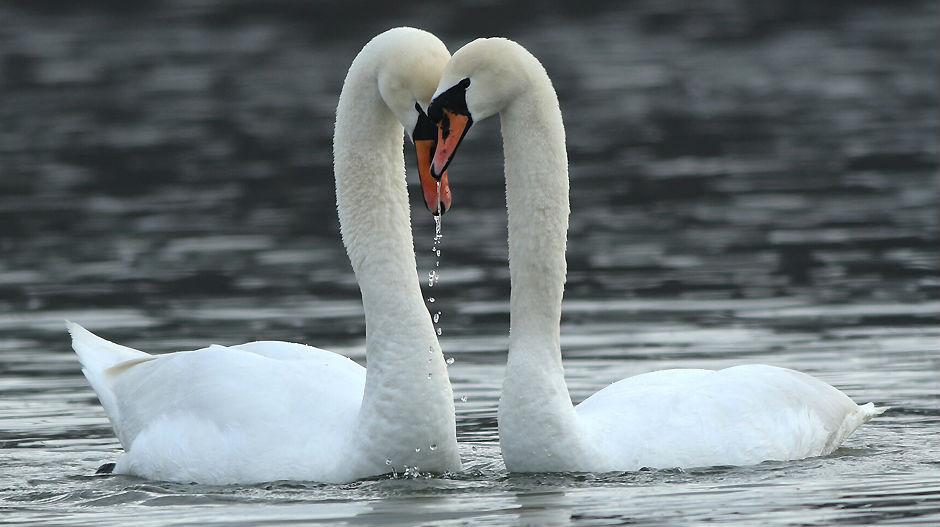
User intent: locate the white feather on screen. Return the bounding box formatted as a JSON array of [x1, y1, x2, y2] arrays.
[[68, 28, 461, 484], [433, 38, 882, 473]]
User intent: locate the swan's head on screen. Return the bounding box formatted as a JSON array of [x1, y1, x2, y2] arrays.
[[427, 38, 531, 180], [369, 27, 453, 214]]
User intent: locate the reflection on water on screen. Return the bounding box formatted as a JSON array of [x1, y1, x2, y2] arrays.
[[1, 0, 938, 526]]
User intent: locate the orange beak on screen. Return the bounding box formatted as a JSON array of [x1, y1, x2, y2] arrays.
[[430, 109, 472, 180], [416, 139, 452, 215]]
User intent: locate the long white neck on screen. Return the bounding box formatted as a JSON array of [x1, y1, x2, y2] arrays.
[[333, 55, 458, 473], [496, 60, 593, 471]]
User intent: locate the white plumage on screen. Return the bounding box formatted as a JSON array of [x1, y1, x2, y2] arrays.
[[430, 37, 882, 473], [68, 27, 461, 484], [574, 365, 880, 471], [70, 323, 366, 482]]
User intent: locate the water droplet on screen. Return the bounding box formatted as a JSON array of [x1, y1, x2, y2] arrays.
[[459, 395, 467, 402], [428, 346, 434, 353], [445, 357, 455, 365], [436, 249, 441, 257], [433, 312, 441, 323], [428, 297, 435, 303], [385, 458, 392, 465], [427, 372, 432, 379], [436, 327, 442, 336], [415, 447, 421, 453], [471, 446, 477, 453], [429, 443, 437, 451]]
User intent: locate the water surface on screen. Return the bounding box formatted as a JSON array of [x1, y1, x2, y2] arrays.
[[1, 1, 938, 525]]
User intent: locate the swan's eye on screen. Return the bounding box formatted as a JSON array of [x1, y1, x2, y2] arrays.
[[428, 79, 472, 124], [412, 103, 438, 141], [428, 101, 442, 123]]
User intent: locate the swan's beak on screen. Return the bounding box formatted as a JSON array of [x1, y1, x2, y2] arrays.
[[413, 103, 452, 215], [416, 139, 452, 215], [430, 108, 472, 180]]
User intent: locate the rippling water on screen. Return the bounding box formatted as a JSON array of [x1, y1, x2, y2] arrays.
[[1, 1, 938, 525]]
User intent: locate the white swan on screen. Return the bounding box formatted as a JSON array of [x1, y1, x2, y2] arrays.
[[67, 27, 461, 484], [427, 37, 882, 473]]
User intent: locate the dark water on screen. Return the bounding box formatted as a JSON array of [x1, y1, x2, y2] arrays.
[[1, 1, 938, 525]]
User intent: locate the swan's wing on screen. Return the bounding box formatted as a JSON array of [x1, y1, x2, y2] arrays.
[[69, 324, 366, 480], [229, 340, 347, 361], [576, 365, 880, 470], [110, 342, 364, 443]]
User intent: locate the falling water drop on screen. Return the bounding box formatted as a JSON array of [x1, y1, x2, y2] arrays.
[[415, 447, 421, 453], [435, 180, 442, 216], [429, 443, 437, 451], [459, 395, 467, 402], [427, 208, 447, 359], [445, 357, 455, 365], [385, 458, 392, 465]]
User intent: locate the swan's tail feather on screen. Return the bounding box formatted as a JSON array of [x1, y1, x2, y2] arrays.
[[859, 402, 886, 420], [67, 321, 150, 449], [67, 321, 149, 372], [825, 402, 884, 455]]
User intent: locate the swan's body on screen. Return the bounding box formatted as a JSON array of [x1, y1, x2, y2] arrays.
[[428, 38, 881, 473], [69, 27, 461, 484]]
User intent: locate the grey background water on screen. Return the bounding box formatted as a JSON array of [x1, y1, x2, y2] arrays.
[[1, 1, 938, 525]]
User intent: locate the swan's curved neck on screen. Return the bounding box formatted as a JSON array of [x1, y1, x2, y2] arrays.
[[334, 68, 420, 327], [501, 84, 570, 353], [333, 60, 454, 467], [497, 64, 591, 469]]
